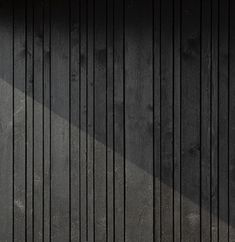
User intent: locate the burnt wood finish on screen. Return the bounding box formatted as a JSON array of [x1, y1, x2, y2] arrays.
[[0, 0, 234, 241]]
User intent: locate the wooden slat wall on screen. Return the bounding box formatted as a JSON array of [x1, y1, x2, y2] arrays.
[[0, 0, 235, 241]]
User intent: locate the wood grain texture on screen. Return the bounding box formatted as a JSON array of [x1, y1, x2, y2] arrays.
[[0, 0, 13, 241], [113, 0, 125, 241], [218, 0, 229, 241], [125, 0, 153, 241], [70, 0, 80, 240], [50, 0, 70, 240], [201, 0, 211, 240], [160, 0, 174, 240], [13, 0, 26, 240], [0, 0, 233, 241], [33, 1, 44, 240], [229, 1, 235, 241], [94, 0, 107, 241], [181, 0, 201, 240]]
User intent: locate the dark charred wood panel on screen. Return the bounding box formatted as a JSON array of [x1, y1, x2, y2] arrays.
[[0, 0, 234, 241]]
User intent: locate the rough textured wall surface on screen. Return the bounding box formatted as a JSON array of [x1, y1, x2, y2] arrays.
[[0, 0, 234, 241]]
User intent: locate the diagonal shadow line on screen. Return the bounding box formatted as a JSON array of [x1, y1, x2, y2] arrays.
[[0, 59, 231, 232]]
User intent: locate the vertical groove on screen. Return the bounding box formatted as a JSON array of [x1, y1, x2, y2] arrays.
[[105, 0, 108, 240], [79, 0, 82, 239], [25, 0, 28, 240], [86, 0, 89, 239], [210, 0, 213, 240], [32, 0, 35, 239], [93, 0, 95, 239], [12, 0, 15, 239], [179, 0, 182, 239], [227, 0, 230, 239], [69, 0, 71, 238], [152, 0, 155, 240], [180, 0, 182, 237], [217, 0, 220, 239], [42, 0, 45, 240], [200, 0, 202, 240], [49, 0, 52, 239], [172, 0, 175, 239], [112, 0, 115, 241], [123, 0, 126, 240], [159, 0, 162, 239]]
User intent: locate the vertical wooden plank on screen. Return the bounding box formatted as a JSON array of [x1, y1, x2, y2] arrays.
[[94, 0, 107, 240], [113, 0, 125, 241], [14, 0, 26, 240], [107, 0, 114, 240], [211, 0, 219, 240], [26, 0, 33, 240], [80, 0, 88, 239], [125, 0, 153, 241], [218, 0, 229, 240], [153, 0, 161, 240], [160, 0, 174, 240], [181, 0, 201, 240], [173, 0, 181, 240], [0, 0, 13, 240], [201, 0, 212, 240], [33, 1, 44, 240], [43, 0, 51, 240], [70, 0, 80, 240], [229, 0, 235, 240], [50, 0, 70, 240], [87, 0, 94, 240]]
